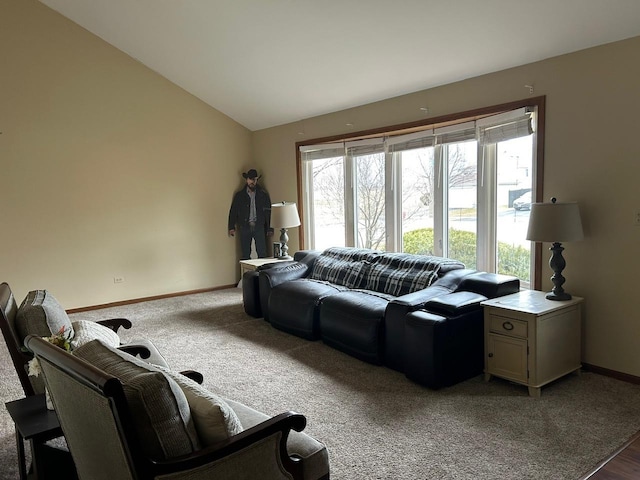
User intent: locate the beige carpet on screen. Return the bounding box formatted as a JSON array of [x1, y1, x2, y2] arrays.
[[2, 287, 640, 479]]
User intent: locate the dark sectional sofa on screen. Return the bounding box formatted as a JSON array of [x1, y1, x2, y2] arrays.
[[243, 247, 519, 389]]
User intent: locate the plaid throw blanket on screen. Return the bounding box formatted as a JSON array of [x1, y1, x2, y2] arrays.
[[309, 247, 465, 297], [364, 253, 465, 297], [309, 247, 379, 289]]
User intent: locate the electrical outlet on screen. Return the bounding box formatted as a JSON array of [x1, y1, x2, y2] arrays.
[[635, 211, 640, 226], [113, 276, 125, 284]]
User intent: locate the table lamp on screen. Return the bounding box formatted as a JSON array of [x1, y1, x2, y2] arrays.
[[526, 197, 584, 300], [271, 201, 300, 260]]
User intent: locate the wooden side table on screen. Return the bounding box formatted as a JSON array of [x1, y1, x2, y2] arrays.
[[239, 258, 290, 278], [5, 394, 72, 480], [482, 290, 583, 397]]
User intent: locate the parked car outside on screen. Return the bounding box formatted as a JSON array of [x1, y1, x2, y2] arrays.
[[513, 191, 531, 211]]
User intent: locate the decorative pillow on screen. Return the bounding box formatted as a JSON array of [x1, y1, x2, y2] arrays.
[[158, 366, 243, 446], [15, 290, 75, 344], [70, 320, 120, 349], [74, 339, 200, 459]]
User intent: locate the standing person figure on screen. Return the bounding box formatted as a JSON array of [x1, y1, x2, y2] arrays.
[[228, 169, 273, 260]]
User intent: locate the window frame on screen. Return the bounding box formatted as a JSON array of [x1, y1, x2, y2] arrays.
[[295, 96, 545, 290]]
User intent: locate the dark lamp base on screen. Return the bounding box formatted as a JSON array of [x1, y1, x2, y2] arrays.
[[546, 242, 573, 302], [546, 291, 572, 301]]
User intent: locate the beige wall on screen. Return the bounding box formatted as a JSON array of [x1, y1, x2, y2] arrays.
[[254, 36, 640, 377], [3, 0, 639, 377], [1, 0, 251, 308]]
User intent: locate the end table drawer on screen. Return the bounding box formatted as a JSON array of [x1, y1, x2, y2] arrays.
[[488, 314, 527, 338]]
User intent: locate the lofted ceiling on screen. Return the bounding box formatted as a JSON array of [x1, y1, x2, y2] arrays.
[[39, 0, 640, 131]]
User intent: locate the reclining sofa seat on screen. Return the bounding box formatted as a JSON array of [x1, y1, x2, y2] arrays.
[[317, 250, 468, 365], [266, 248, 373, 339], [253, 247, 520, 389]]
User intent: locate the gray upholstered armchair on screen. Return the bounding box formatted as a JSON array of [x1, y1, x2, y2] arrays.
[[1, 282, 207, 478], [0, 282, 189, 397], [27, 335, 330, 480]]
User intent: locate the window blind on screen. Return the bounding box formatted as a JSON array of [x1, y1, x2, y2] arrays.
[[299, 142, 345, 161], [345, 138, 385, 157], [386, 130, 436, 153], [434, 121, 477, 145], [476, 108, 534, 145], [299, 106, 535, 159]]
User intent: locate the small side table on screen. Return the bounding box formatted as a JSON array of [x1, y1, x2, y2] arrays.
[[5, 394, 67, 480], [482, 290, 583, 397], [239, 257, 290, 278]]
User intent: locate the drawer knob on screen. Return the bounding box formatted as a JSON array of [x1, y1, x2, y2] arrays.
[[488, 353, 494, 358], [502, 321, 514, 331]]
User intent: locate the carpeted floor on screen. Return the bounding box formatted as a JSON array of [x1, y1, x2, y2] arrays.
[[2, 287, 640, 479]]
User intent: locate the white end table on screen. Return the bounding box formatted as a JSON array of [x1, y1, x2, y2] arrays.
[[482, 290, 583, 397], [239, 258, 290, 278]]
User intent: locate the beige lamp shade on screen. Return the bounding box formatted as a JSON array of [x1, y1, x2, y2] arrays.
[[526, 200, 584, 243], [271, 202, 301, 229]]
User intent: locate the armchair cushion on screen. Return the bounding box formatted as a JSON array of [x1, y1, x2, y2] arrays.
[[70, 320, 120, 349], [15, 290, 75, 343], [159, 367, 244, 446], [74, 339, 200, 459], [225, 398, 330, 480]]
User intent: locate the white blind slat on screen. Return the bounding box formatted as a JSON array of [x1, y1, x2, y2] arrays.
[[299, 142, 344, 152], [300, 142, 345, 161], [434, 121, 476, 145], [478, 117, 533, 145], [387, 130, 435, 153], [346, 137, 385, 156], [477, 108, 534, 145], [475, 108, 528, 127]]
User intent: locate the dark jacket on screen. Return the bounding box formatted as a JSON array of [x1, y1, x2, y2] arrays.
[[228, 185, 273, 232]]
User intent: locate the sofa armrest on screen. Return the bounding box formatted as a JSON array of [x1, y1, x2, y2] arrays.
[[457, 271, 520, 298], [258, 262, 312, 322], [385, 285, 453, 322], [431, 268, 477, 290], [243, 261, 297, 318], [96, 318, 132, 333], [404, 306, 485, 389], [118, 344, 150, 359], [242, 270, 262, 318], [259, 261, 311, 284], [384, 285, 452, 372], [293, 249, 322, 268], [423, 291, 488, 316], [179, 370, 204, 385], [153, 411, 309, 479]]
